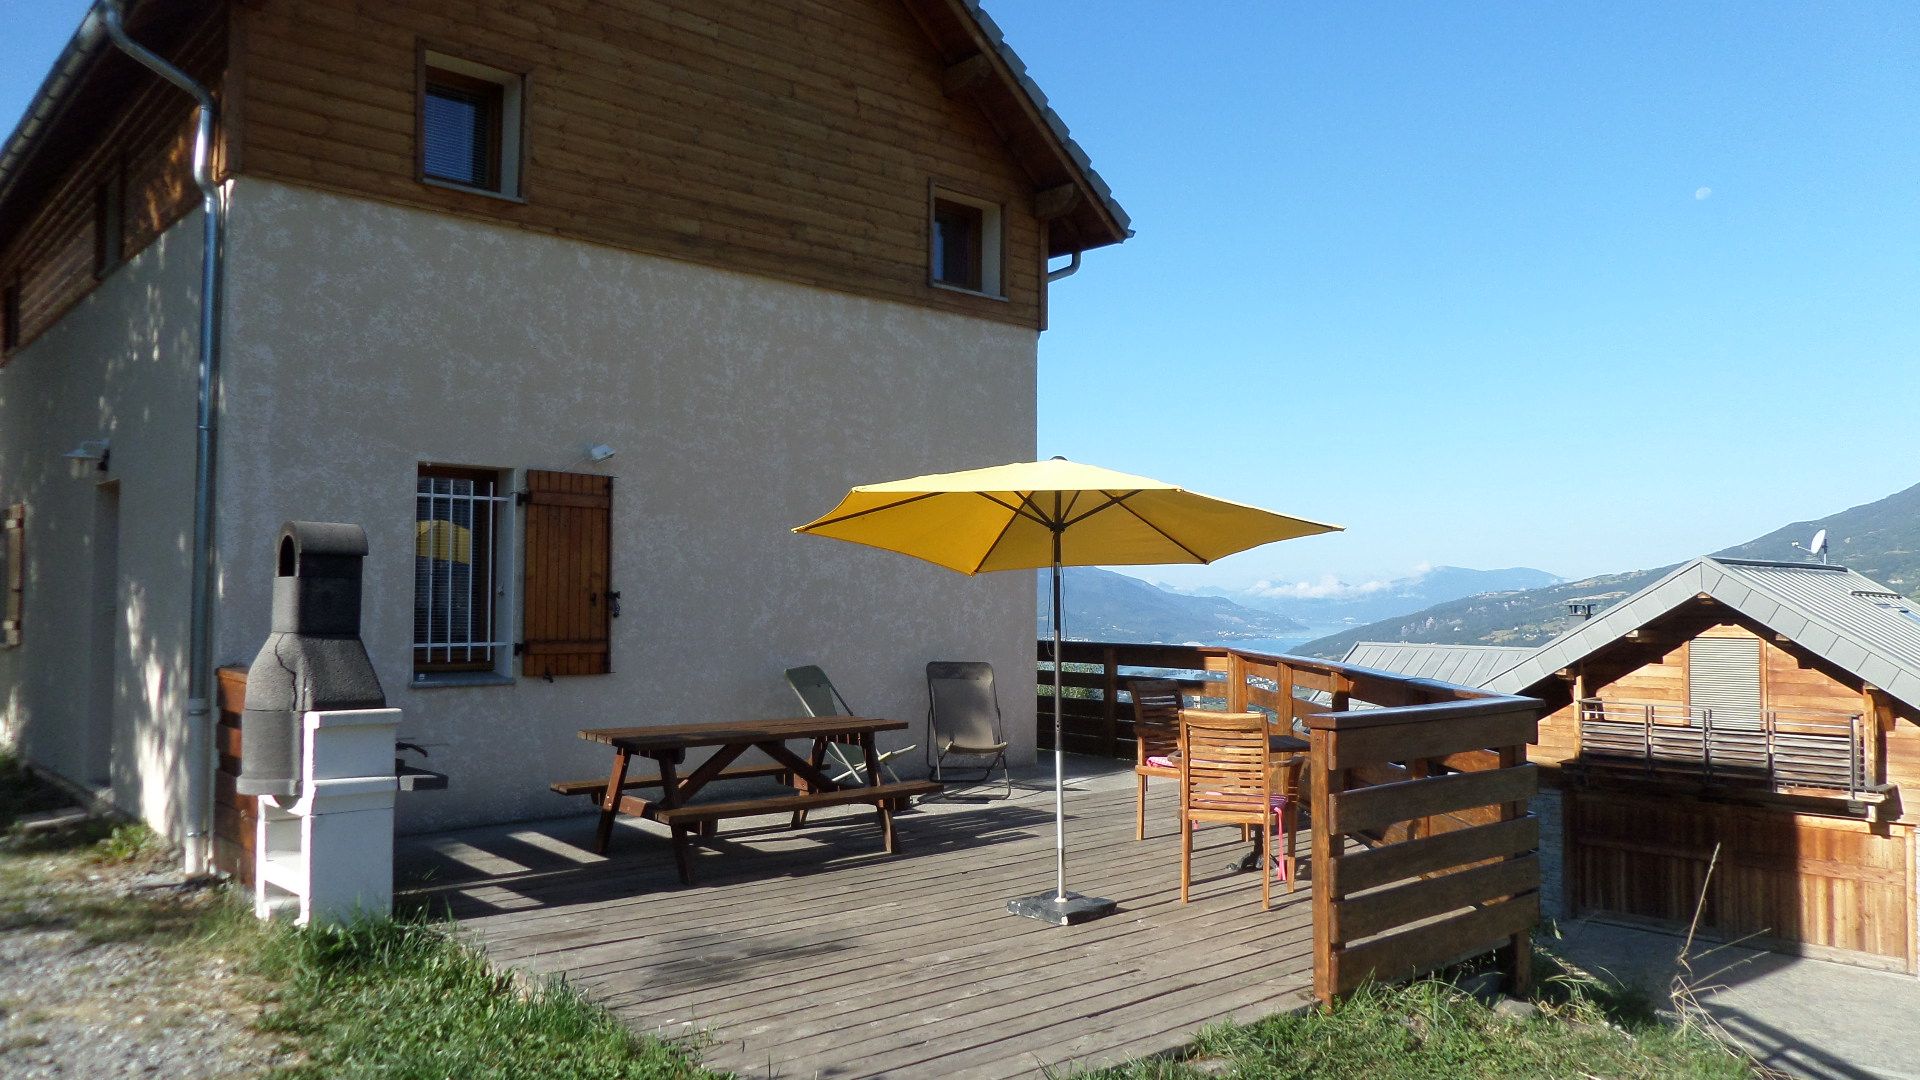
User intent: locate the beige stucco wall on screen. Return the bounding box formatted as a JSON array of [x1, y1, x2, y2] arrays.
[[0, 213, 201, 834], [217, 177, 1040, 833]]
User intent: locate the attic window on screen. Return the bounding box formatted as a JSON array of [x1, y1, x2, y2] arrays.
[[95, 169, 125, 277], [930, 190, 1002, 297], [1, 282, 19, 353], [419, 52, 523, 198]]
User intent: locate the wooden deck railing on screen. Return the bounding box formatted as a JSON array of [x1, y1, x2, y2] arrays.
[[1576, 699, 1872, 798], [1034, 640, 1543, 1003]]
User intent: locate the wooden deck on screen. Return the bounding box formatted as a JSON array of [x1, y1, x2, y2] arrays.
[[398, 770, 1314, 1078]]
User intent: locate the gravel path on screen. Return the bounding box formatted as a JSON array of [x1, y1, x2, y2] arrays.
[[0, 860, 292, 1078]]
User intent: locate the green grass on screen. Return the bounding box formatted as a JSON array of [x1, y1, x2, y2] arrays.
[[1072, 970, 1754, 1080], [0, 753, 720, 1078], [251, 918, 727, 1080]]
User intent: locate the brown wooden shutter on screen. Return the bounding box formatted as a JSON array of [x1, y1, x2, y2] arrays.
[[2, 502, 21, 647], [520, 471, 612, 676]]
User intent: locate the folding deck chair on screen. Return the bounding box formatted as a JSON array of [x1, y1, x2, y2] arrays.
[[925, 661, 1013, 799], [783, 665, 910, 784]]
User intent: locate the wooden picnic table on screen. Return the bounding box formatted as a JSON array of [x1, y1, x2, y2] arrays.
[[565, 717, 941, 884]]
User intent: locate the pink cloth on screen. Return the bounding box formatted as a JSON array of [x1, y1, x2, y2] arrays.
[[1270, 795, 1292, 881], [1145, 755, 1174, 769]]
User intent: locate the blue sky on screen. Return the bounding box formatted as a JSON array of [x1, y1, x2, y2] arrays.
[[5, 2, 1916, 591]]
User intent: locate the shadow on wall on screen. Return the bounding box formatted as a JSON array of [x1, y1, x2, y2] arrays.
[[2, 225, 201, 837]]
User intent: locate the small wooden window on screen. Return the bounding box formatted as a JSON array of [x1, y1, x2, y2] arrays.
[[423, 72, 503, 189], [930, 190, 1003, 296], [418, 51, 523, 197], [933, 200, 983, 291], [2, 503, 22, 648], [521, 471, 613, 677], [1, 282, 20, 353], [414, 466, 508, 673], [95, 170, 125, 277]]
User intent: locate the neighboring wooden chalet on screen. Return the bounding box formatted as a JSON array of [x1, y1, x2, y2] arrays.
[[0, 0, 1129, 871], [1339, 642, 1534, 692], [1351, 557, 1920, 972]]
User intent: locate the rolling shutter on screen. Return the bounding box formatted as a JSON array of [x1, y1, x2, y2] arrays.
[[520, 471, 612, 677], [1688, 637, 1762, 728]]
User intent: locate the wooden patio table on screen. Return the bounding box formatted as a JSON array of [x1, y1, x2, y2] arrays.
[[575, 717, 940, 884]]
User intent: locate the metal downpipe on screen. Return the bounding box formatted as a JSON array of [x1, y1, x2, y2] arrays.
[[99, 0, 224, 876]]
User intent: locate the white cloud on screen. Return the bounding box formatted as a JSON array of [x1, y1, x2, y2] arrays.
[[1244, 573, 1394, 601], [1694, 186, 1713, 200]]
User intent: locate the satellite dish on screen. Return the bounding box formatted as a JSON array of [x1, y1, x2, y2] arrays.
[[1793, 529, 1830, 564]]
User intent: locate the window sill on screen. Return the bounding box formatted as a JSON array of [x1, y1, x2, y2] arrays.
[[410, 671, 515, 689], [930, 280, 1008, 303], [418, 176, 527, 205]]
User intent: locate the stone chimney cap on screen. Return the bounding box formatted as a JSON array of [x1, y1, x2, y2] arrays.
[[280, 521, 369, 561]]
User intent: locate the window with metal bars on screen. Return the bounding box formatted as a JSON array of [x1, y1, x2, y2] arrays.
[[414, 466, 510, 673]]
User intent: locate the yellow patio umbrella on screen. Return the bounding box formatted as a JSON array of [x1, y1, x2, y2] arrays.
[[795, 457, 1341, 924]]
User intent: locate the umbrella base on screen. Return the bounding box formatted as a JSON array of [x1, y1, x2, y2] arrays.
[[1006, 891, 1118, 926]]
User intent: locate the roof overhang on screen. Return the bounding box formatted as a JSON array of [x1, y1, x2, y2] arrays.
[[896, 0, 1132, 257], [0, 1, 207, 242], [1486, 557, 1920, 714]]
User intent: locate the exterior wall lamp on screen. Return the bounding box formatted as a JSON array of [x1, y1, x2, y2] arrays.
[[63, 439, 110, 471]]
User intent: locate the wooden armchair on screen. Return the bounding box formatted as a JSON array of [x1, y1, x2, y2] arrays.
[[1178, 710, 1300, 910], [1128, 678, 1183, 841]]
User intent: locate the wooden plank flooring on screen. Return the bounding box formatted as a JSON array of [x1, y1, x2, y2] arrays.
[[398, 775, 1315, 1078]]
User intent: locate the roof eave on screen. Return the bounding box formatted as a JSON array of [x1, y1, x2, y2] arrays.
[[0, 5, 110, 219], [911, 0, 1133, 256]]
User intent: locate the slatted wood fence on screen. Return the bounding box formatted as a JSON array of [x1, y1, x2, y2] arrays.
[[1308, 694, 1541, 1002], [213, 666, 256, 881], [1035, 641, 1544, 1002]]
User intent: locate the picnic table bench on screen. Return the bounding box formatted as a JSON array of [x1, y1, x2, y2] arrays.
[[562, 716, 940, 884]]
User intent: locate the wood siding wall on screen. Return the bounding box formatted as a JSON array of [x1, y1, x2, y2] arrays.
[[1568, 791, 1915, 971], [0, 9, 226, 361], [233, 0, 1049, 328]]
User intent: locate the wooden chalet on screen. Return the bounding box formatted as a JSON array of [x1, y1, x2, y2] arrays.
[[1359, 557, 1920, 972]]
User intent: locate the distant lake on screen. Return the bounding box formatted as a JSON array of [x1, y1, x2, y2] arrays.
[[1206, 624, 1348, 657]]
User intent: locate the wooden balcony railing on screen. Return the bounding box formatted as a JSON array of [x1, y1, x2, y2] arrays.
[[1576, 699, 1877, 799], [1034, 640, 1545, 1003]]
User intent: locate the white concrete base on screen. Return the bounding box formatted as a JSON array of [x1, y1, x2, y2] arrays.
[[254, 708, 400, 926]]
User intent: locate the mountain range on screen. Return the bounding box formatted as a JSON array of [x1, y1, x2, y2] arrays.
[[1292, 480, 1920, 659], [1190, 566, 1562, 625], [1034, 565, 1564, 647], [1036, 567, 1307, 644]]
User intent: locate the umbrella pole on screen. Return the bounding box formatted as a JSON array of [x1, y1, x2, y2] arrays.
[[1006, 529, 1116, 926], [1052, 550, 1066, 901]]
